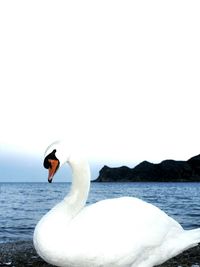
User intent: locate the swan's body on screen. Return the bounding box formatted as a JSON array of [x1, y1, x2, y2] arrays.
[[34, 142, 200, 267]]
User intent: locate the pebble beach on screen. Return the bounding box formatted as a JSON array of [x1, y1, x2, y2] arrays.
[[0, 241, 200, 267]]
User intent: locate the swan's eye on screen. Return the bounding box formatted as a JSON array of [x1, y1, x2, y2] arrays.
[[44, 158, 51, 169], [43, 149, 57, 169]]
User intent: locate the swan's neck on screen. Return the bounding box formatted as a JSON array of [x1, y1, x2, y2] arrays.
[[33, 156, 91, 265], [64, 156, 91, 216]]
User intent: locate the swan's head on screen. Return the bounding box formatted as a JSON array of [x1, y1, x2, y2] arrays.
[[43, 141, 70, 183]]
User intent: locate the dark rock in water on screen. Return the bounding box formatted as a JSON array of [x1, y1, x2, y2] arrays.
[[94, 154, 200, 182], [0, 241, 200, 267]]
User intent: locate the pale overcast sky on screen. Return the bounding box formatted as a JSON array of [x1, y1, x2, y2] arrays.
[[0, 1, 200, 181]]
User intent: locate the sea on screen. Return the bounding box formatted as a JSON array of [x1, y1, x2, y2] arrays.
[[0, 182, 200, 244]]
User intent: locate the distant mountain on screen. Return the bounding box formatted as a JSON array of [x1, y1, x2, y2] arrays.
[[94, 154, 200, 182]]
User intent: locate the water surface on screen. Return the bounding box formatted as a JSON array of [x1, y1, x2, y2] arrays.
[[0, 182, 200, 243]]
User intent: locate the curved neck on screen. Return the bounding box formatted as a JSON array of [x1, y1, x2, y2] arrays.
[[64, 156, 91, 215]]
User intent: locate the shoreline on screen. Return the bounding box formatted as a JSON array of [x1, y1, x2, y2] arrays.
[[0, 241, 200, 267]]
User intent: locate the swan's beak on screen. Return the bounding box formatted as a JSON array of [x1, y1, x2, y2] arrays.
[[48, 159, 59, 183]]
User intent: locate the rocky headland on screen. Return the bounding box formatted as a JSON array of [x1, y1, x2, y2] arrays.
[[94, 154, 200, 182]]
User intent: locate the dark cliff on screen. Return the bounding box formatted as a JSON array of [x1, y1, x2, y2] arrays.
[[94, 154, 200, 182]]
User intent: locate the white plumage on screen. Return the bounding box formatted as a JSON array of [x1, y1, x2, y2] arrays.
[[34, 142, 200, 267]]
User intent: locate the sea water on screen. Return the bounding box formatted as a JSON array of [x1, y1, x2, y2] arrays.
[[0, 182, 200, 243]]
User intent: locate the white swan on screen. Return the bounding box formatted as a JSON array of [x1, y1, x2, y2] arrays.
[[34, 141, 200, 267]]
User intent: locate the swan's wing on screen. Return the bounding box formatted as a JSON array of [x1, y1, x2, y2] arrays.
[[66, 197, 183, 266]]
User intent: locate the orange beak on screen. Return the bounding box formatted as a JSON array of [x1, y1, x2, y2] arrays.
[[48, 159, 59, 183]]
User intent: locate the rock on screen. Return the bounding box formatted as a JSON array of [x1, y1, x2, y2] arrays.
[[0, 241, 199, 267], [94, 154, 200, 182], [0, 241, 52, 267]]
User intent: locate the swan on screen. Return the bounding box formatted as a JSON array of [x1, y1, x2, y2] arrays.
[[34, 141, 200, 267]]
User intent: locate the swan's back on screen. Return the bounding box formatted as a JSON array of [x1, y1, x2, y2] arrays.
[[64, 197, 183, 266]]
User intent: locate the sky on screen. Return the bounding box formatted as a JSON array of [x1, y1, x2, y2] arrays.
[[0, 1, 200, 182]]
